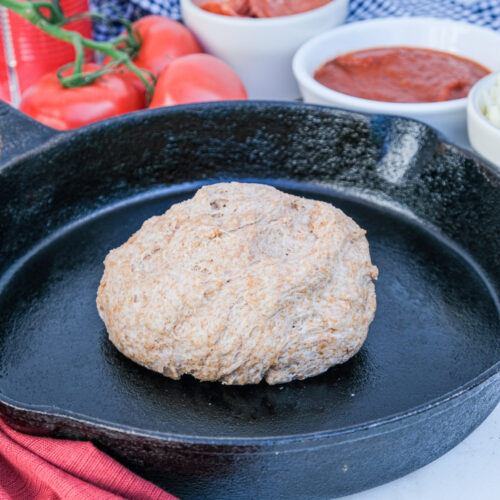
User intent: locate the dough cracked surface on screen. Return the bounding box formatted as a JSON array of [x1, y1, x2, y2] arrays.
[[97, 182, 378, 385]]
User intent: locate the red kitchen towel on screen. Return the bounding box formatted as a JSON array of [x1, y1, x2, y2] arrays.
[[0, 417, 177, 500]]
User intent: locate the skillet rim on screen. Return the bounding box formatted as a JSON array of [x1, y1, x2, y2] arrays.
[[1, 101, 499, 181], [0, 365, 498, 447]]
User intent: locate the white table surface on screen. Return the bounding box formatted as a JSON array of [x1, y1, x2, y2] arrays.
[[340, 402, 500, 500]]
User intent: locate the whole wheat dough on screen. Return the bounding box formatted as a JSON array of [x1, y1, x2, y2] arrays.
[[97, 182, 378, 385]]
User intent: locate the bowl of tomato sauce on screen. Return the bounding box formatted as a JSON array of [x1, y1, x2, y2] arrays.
[[293, 17, 500, 144], [180, 0, 349, 100]]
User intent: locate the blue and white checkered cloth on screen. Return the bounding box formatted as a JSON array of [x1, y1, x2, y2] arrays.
[[90, 0, 500, 41]]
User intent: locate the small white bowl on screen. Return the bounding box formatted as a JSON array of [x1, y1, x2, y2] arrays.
[[468, 72, 500, 167], [180, 0, 349, 100], [293, 17, 500, 144]]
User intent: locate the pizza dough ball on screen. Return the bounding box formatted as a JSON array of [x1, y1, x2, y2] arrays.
[[97, 183, 378, 385]]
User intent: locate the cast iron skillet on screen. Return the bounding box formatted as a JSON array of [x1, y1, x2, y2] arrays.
[[0, 100, 499, 499]]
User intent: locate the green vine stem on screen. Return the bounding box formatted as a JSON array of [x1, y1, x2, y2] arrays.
[[0, 0, 155, 96]]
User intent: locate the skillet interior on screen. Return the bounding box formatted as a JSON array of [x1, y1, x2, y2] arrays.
[[0, 102, 498, 498], [0, 178, 499, 438]]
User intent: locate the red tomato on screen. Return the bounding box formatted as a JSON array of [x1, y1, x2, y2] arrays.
[[106, 16, 202, 78], [19, 63, 146, 130], [149, 54, 248, 108]]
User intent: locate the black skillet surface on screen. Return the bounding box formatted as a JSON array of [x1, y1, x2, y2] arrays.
[[0, 101, 498, 499]]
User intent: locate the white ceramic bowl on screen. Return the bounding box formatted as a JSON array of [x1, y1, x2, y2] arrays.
[[467, 72, 500, 167], [180, 0, 349, 100], [293, 17, 500, 144]]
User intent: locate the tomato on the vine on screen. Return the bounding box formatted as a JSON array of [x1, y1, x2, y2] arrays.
[[149, 54, 248, 107], [19, 63, 146, 130], [106, 16, 202, 78], [132, 16, 202, 76]]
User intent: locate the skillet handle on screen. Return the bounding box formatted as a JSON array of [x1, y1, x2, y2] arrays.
[[0, 100, 59, 166]]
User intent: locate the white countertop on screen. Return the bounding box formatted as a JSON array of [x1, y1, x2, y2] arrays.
[[340, 402, 500, 500]]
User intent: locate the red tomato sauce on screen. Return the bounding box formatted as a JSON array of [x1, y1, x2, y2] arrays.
[[200, 0, 330, 17], [314, 47, 490, 103]]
